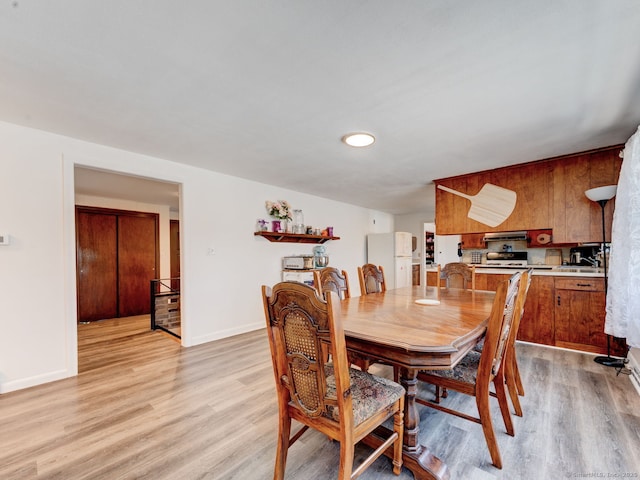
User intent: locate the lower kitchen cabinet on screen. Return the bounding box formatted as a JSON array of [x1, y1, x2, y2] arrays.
[[426, 270, 438, 287], [518, 276, 555, 346], [477, 272, 626, 355], [412, 264, 420, 286], [553, 277, 626, 356], [474, 272, 511, 292]]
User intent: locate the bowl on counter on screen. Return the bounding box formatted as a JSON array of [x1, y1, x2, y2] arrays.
[[314, 255, 329, 268]]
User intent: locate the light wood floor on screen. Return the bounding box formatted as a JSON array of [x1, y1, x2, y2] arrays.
[[1, 316, 639, 479]]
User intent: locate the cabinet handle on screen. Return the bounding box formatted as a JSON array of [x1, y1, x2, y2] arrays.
[[576, 283, 592, 287], [557, 295, 561, 306]]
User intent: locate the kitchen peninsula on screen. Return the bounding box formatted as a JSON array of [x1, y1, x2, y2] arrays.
[[426, 264, 626, 358]]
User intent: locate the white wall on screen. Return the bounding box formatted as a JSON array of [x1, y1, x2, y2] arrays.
[[0, 121, 394, 393]]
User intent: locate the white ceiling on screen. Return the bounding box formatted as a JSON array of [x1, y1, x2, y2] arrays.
[[2, 1, 640, 215]]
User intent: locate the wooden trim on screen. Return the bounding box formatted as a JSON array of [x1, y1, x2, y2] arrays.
[[433, 144, 624, 183]]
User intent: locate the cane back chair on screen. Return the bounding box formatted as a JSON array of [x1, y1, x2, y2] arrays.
[[314, 267, 351, 300], [357, 264, 386, 295], [438, 262, 476, 290], [262, 281, 405, 479]]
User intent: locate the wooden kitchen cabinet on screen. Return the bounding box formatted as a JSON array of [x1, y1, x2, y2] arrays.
[[473, 272, 511, 292], [412, 264, 420, 286], [553, 277, 625, 356], [434, 145, 622, 242], [477, 272, 625, 355], [517, 276, 555, 346], [461, 233, 486, 249], [426, 270, 439, 287], [551, 148, 622, 244], [435, 160, 553, 234]]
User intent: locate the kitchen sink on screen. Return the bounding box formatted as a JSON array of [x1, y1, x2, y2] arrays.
[[552, 266, 604, 273]]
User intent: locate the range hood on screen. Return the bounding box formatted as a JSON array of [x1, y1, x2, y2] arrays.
[[482, 231, 529, 242]]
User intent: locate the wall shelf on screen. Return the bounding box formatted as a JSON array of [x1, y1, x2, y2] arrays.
[[254, 231, 340, 244]]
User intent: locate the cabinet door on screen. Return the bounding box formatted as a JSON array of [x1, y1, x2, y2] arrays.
[[552, 149, 622, 243], [484, 273, 512, 292], [461, 233, 486, 249], [412, 264, 420, 286], [553, 277, 626, 356], [517, 276, 555, 346], [555, 291, 606, 353]]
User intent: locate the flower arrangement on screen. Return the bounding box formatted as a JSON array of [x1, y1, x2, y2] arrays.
[[265, 200, 292, 221]]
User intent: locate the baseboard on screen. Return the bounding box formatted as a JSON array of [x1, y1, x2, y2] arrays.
[[0, 369, 72, 394], [628, 350, 640, 396], [189, 321, 264, 346]]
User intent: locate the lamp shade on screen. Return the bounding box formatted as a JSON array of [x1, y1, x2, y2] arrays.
[[585, 185, 617, 202]]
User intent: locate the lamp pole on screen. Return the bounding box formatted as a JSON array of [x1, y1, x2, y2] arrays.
[[585, 186, 624, 368]]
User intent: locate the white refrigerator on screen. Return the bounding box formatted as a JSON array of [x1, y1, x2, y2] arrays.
[[367, 232, 413, 289]]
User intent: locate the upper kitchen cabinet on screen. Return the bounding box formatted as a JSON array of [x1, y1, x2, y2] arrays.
[[552, 147, 622, 244], [435, 160, 553, 234], [434, 145, 622, 242]]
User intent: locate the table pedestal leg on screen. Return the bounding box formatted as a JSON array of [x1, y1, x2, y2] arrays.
[[361, 368, 449, 480]]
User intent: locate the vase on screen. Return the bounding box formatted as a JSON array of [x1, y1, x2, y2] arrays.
[[284, 220, 293, 233]]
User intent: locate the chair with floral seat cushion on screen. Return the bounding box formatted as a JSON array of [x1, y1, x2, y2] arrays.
[[357, 264, 386, 295], [415, 271, 525, 470], [262, 281, 405, 480], [314, 267, 351, 300]]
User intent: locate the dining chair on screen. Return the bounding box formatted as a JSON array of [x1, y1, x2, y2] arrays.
[[438, 262, 476, 290], [415, 271, 524, 469], [314, 267, 351, 300], [357, 263, 401, 378], [357, 263, 386, 295], [262, 281, 405, 479], [474, 268, 533, 418]]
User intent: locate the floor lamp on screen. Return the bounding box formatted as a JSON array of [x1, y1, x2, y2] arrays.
[[585, 185, 625, 368]]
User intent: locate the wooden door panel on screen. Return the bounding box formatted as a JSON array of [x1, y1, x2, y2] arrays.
[[118, 215, 158, 317], [517, 276, 555, 346], [76, 211, 118, 322]]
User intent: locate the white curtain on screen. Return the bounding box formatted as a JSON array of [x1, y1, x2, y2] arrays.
[[606, 125, 640, 348]]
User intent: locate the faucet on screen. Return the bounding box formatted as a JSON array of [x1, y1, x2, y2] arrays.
[[583, 256, 599, 267]]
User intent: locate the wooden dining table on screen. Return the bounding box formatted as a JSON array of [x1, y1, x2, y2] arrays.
[[339, 285, 496, 480]]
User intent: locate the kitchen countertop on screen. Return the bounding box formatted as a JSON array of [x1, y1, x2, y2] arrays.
[[424, 265, 605, 277]]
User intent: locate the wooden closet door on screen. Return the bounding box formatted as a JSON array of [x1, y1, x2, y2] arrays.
[[76, 211, 118, 322], [117, 215, 158, 317]]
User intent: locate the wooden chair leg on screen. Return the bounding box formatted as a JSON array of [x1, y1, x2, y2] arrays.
[[274, 414, 291, 480], [338, 442, 354, 480], [494, 376, 515, 436], [514, 356, 524, 396], [504, 352, 523, 417], [476, 384, 503, 470], [505, 349, 523, 417]]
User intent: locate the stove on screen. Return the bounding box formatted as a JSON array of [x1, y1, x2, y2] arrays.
[[482, 251, 528, 268]]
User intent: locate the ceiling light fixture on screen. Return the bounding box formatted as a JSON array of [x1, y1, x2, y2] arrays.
[[342, 132, 375, 147]]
